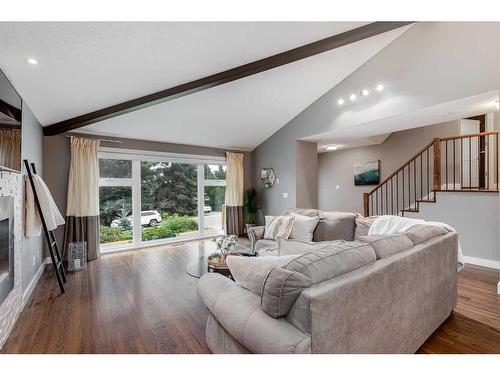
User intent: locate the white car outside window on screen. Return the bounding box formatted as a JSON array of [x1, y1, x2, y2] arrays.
[[111, 210, 162, 227]]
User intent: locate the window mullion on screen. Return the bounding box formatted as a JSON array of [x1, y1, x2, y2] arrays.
[[197, 164, 205, 236], [132, 160, 142, 245]]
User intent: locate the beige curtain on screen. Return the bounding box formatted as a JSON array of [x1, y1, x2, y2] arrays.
[[225, 152, 244, 236], [0, 129, 21, 170], [63, 137, 101, 260]]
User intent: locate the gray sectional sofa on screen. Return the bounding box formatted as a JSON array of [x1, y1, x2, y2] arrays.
[[247, 209, 361, 256], [197, 210, 458, 354]]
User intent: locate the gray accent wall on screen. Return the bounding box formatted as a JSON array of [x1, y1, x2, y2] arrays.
[[318, 120, 461, 213], [43, 133, 253, 248], [405, 192, 499, 262], [21, 103, 45, 293]]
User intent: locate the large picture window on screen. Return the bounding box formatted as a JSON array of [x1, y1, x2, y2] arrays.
[[98, 150, 226, 252]]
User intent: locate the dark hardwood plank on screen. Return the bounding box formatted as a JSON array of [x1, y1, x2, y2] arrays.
[[42, 22, 413, 136], [1, 240, 499, 354]]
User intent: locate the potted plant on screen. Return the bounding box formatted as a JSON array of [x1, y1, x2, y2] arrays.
[[244, 188, 258, 233], [211, 234, 238, 263]]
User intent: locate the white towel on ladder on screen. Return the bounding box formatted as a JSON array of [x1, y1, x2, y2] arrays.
[[25, 174, 65, 237]]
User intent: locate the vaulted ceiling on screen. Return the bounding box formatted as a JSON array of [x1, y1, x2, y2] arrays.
[[0, 22, 412, 150]]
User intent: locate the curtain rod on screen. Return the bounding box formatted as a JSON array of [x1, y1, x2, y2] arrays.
[[64, 135, 122, 144]]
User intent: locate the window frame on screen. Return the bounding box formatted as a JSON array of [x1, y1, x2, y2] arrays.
[[98, 147, 226, 253]]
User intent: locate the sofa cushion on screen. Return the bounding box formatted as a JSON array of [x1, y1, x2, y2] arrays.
[[264, 215, 295, 240], [313, 212, 357, 242], [357, 233, 414, 259], [227, 254, 299, 295], [277, 237, 344, 257], [261, 241, 377, 318], [288, 214, 320, 242], [354, 215, 377, 239], [406, 224, 449, 245]]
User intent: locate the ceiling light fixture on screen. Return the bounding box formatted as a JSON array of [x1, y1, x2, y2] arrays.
[[350, 94, 357, 101], [362, 89, 369, 96], [337, 98, 345, 105], [495, 100, 499, 110], [376, 84, 384, 92], [325, 144, 342, 151], [27, 58, 38, 65]]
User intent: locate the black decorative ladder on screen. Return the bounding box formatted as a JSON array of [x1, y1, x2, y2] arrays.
[[23, 159, 67, 294]]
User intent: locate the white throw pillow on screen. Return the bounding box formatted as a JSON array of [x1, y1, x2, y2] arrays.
[[227, 255, 299, 295], [289, 213, 320, 241], [264, 215, 295, 240], [277, 237, 344, 256]]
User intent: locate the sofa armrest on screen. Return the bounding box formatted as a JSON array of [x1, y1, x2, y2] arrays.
[[247, 225, 265, 254]]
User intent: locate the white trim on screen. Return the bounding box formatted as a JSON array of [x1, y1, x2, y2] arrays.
[[131, 160, 142, 246], [21, 257, 51, 309], [497, 281, 500, 295], [197, 164, 205, 236], [463, 255, 500, 270], [100, 232, 221, 255], [99, 147, 226, 165], [99, 177, 133, 187]]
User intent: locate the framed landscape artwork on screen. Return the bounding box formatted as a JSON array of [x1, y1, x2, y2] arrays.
[[354, 160, 380, 185]]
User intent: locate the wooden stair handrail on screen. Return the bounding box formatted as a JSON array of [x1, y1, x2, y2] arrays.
[[367, 139, 435, 195], [440, 130, 498, 142], [363, 130, 500, 217]]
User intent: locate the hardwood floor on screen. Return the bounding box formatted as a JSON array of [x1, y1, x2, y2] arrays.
[[1, 240, 499, 354]]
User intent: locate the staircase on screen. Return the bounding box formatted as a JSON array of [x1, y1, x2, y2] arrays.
[[363, 131, 499, 217]]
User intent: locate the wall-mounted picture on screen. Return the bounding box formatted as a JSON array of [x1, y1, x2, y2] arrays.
[[354, 160, 380, 185]]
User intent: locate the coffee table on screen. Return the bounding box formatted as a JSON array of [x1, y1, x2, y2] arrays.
[[185, 252, 242, 279]]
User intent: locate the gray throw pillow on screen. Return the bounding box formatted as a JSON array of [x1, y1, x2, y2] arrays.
[[313, 212, 357, 242], [354, 215, 378, 239]]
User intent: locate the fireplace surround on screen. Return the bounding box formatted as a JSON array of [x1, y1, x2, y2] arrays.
[[0, 196, 14, 305]]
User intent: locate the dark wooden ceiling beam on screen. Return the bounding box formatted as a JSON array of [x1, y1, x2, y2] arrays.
[[43, 21, 413, 136]]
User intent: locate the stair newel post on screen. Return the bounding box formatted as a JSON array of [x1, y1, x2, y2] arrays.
[[433, 138, 441, 192], [363, 192, 370, 217]]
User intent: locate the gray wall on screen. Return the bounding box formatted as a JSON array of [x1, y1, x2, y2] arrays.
[[21, 103, 45, 293], [296, 140, 318, 209], [43, 133, 253, 247], [406, 192, 499, 262], [252, 22, 500, 216], [318, 120, 461, 213]]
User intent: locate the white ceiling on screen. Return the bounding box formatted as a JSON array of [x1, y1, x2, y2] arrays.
[[0, 22, 411, 150], [310, 91, 500, 152]]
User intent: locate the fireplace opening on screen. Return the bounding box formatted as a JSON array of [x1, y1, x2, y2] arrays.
[[0, 196, 14, 305]]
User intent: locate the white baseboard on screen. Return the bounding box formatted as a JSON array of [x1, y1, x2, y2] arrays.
[[21, 257, 51, 309], [463, 255, 500, 270]]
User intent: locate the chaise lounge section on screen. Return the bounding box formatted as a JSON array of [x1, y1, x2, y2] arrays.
[[198, 222, 458, 354]]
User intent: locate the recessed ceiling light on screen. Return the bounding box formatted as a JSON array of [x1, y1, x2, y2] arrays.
[[325, 144, 342, 151], [376, 84, 384, 92], [350, 94, 357, 101], [337, 98, 345, 105], [27, 58, 38, 65], [362, 89, 369, 96]]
